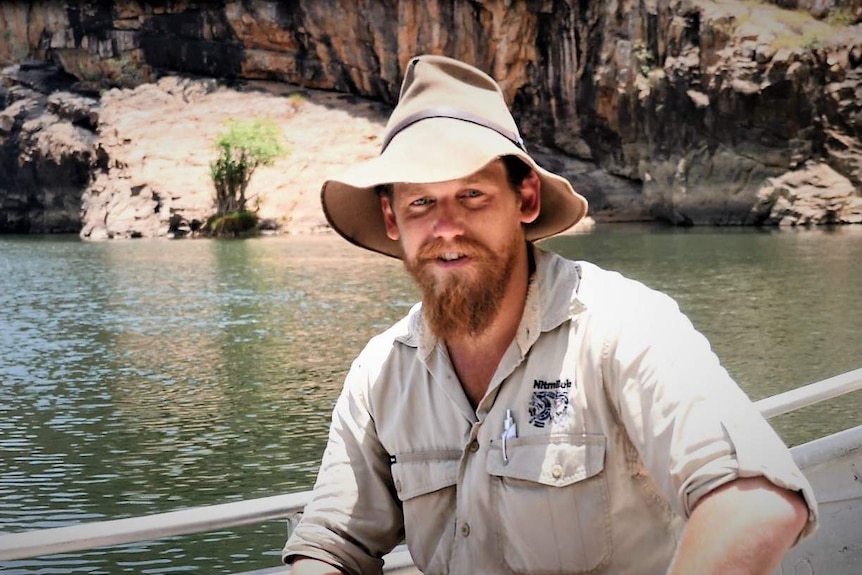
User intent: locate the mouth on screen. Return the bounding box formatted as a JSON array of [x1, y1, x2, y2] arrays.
[[438, 252, 467, 263], [414, 239, 485, 269], [423, 251, 472, 270]]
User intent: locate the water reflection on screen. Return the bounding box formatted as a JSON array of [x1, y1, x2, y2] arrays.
[[0, 228, 860, 574]]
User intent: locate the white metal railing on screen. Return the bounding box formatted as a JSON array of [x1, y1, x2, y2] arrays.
[[1, 367, 861, 564], [753, 367, 862, 419], [0, 491, 311, 562]]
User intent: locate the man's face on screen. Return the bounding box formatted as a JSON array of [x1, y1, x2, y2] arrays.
[[380, 160, 540, 339]]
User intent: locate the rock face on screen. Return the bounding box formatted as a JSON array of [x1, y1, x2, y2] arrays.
[[1, 62, 393, 238], [0, 0, 860, 237], [0, 62, 95, 233], [752, 161, 862, 224]]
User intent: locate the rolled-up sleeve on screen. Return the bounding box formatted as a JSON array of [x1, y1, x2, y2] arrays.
[[601, 279, 818, 541], [282, 353, 404, 575]]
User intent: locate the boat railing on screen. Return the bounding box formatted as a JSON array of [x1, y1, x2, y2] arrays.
[[1, 367, 861, 566]]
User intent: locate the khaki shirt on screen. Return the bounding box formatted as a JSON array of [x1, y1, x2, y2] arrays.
[[283, 247, 817, 575]]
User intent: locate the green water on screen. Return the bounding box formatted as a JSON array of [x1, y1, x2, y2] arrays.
[[1, 226, 860, 574]]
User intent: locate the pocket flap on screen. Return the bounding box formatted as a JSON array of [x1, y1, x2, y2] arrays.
[[391, 451, 460, 501], [486, 434, 606, 487]]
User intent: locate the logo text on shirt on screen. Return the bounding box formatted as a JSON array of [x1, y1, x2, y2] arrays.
[[532, 379, 573, 390], [528, 379, 573, 428]]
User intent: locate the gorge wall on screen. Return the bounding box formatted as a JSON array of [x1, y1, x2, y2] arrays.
[[1, 0, 861, 238]]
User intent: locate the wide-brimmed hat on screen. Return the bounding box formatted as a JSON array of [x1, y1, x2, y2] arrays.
[[321, 54, 588, 258]]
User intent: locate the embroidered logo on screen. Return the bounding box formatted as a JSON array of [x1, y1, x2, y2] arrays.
[[528, 379, 573, 428]]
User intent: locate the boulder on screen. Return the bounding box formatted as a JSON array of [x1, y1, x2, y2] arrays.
[[752, 162, 862, 225]]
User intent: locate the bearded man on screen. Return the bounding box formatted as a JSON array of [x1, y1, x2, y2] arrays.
[[283, 55, 816, 575]]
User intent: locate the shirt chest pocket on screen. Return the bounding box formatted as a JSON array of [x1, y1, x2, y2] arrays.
[[486, 433, 610, 575], [390, 451, 460, 574]]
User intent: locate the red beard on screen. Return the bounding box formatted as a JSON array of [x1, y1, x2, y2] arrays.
[[403, 233, 521, 340]]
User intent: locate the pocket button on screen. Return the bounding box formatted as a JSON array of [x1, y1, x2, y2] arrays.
[[551, 464, 563, 479]]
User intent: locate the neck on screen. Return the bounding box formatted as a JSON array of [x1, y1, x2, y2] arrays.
[[446, 243, 532, 408]]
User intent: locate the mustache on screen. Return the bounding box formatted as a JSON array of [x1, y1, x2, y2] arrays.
[[414, 237, 493, 263]]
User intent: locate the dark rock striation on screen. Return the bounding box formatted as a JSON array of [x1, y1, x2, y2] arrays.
[[0, 61, 95, 233], [0, 0, 860, 238]]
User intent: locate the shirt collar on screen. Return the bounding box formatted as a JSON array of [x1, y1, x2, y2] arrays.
[[514, 245, 586, 355]]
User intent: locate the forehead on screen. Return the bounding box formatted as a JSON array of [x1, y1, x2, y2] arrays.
[[393, 159, 507, 195]]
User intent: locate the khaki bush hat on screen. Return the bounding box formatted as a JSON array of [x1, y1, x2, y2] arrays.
[[321, 54, 589, 258]]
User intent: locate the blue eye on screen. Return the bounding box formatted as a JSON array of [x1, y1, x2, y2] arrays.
[[464, 189, 482, 198], [410, 197, 432, 207]]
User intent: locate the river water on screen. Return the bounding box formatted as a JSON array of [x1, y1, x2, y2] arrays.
[[1, 226, 861, 574]]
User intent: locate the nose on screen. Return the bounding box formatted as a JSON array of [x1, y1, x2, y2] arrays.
[[431, 199, 465, 241]]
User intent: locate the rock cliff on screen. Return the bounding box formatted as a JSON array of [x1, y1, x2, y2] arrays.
[[0, 0, 860, 237]]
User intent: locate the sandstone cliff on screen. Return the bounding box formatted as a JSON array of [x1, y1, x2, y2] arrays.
[[1, 0, 860, 238]]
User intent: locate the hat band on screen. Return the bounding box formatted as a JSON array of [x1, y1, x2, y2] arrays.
[[380, 106, 527, 153]]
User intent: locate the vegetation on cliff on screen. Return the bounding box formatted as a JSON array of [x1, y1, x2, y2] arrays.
[[207, 118, 288, 237]]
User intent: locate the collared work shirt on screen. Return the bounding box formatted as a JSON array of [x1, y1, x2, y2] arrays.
[[283, 247, 817, 575]]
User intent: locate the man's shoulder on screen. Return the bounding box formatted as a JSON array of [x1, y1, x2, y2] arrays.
[[561, 256, 681, 317], [356, 303, 421, 361], [537, 249, 647, 299], [535, 247, 633, 288], [340, 305, 422, 398]]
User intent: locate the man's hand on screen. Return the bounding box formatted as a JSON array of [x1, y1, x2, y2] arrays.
[[667, 476, 809, 574], [289, 558, 345, 574]]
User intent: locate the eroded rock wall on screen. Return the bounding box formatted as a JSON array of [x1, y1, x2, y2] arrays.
[[0, 62, 95, 233], [0, 0, 860, 237]]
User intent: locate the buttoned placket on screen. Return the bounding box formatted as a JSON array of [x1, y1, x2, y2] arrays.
[[408, 253, 581, 571], [416, 341, 477, 570], [448, 308, 542, 571]]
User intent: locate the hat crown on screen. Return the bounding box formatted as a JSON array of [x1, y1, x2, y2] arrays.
[[385, 55, 521, 140]]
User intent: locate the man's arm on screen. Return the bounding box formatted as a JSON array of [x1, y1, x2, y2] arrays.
[[282, 349, 403, 574], [667, 476, 809, 575], [289, 557, 344, 574], [597, 272, 817, 564]]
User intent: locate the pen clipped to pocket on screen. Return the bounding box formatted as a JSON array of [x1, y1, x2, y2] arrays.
[[501, 408, 517, 463]]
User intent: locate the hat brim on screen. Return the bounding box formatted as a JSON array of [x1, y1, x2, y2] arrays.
[[321, 118, 588, 258]]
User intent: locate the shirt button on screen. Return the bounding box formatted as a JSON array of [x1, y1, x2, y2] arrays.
[[551, 464, 563, 479], [395, 479, 402, 492], [468, 440, 480, 453], [460, 522, 471, 537]]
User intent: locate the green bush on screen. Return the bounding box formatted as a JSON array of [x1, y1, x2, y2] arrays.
[[210, 119, 287, 217], [206, 210, 259, 237]]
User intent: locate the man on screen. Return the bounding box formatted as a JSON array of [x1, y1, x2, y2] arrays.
[[283, 55, 816, 574]]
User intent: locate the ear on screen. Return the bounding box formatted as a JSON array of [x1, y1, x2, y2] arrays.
[[380, 195, 400, 241], [518, 170, 541, 224]]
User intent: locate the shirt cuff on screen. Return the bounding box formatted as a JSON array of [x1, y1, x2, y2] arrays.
[[681, 422, 819, 544]]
